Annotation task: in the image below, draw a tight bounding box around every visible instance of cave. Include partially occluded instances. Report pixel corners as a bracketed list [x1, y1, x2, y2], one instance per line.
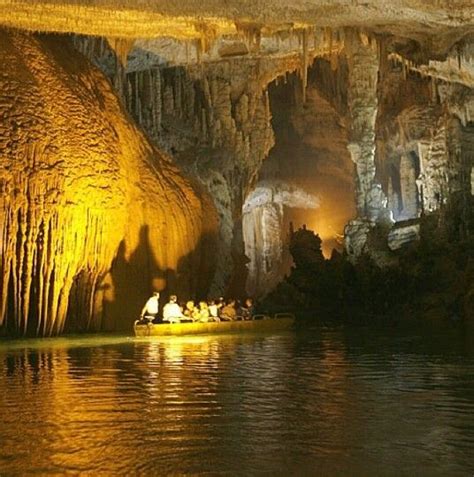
[0, 2, 473, 336]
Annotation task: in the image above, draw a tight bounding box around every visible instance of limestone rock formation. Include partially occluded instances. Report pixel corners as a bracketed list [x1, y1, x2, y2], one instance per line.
[80, 21, 473, 270]
[73, 30, 346, 294]
[0, 29, 217, 336]
[243, 180, 319, 297]
[377, 54, 474, 240]
[0, 0, 473, 334]
[244, 71, 355, 295]
[388, 223, 421, 251]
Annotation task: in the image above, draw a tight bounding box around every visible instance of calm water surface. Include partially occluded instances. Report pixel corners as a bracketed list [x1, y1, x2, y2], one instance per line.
[1, 323, 474, 475]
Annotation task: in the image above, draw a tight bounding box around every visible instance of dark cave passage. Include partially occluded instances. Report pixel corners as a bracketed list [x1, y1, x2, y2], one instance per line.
[243, 60, 356, 296]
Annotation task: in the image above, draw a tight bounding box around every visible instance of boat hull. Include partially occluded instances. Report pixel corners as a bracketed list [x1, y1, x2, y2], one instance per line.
[134, 316, 295, 337]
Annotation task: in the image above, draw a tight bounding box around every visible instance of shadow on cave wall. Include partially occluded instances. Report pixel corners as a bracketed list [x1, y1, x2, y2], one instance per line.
[99, 225, 217, 332]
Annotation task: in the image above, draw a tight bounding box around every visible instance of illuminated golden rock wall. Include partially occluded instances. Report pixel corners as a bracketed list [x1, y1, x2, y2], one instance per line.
[0, 29, 218, 336]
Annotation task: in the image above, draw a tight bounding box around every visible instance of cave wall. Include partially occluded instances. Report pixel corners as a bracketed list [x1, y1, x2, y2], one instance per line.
[374, 49, 474, 249]
[0, 29, 218, 336]
[74, 24, 474, 278]
[71, 29, 350, 297]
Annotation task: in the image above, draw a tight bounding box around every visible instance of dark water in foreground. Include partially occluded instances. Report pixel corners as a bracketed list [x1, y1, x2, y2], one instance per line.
[0, 323, 474, 475]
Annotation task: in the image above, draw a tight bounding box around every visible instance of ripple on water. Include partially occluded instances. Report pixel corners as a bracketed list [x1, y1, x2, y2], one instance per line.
[0, 327, 474, 475]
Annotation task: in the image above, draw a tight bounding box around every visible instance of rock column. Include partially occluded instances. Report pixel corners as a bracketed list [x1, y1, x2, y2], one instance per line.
[344, 30, 389, 258]
[399, 154, 419, 219]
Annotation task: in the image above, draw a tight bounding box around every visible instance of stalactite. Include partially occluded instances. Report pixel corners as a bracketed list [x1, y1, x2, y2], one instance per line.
[325, 27, 332, 56]
[195, 38, 202, 64]
[193, 21, 218, 55]
[107, 37, 134, 67]
[387, 49, 474, 90]
[430, 76, 438, 103]
[300, 28, 309, 103]
[235, 21, 262, 53]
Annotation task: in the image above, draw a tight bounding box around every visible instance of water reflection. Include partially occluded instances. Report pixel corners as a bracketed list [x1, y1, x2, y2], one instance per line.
[0, 327, 474, 474]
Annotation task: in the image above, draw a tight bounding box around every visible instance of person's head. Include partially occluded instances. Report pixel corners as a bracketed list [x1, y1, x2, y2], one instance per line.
[199, 301, 208, 309]
[153, 291, 160, 298]
[227, 298, 235, 306]
[169, 295, 177, 303]
[245, 298, 253, 307]
[186, 300, 195, 310]
[209, 300, 215, 306]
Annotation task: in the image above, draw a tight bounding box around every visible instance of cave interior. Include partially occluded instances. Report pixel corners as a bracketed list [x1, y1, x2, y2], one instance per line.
[0, 1, 473, 335]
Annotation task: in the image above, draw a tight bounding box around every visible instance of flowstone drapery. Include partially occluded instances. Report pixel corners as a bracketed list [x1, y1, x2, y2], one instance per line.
[0, 30, 217, 336]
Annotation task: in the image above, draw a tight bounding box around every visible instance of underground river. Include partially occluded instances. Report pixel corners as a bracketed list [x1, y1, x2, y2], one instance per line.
[1, 322, 473, 475]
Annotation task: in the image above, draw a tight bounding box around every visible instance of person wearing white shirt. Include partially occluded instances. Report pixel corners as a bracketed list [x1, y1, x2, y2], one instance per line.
[162, 295, 184, 323]
[208, 300, 220, 322]
[140, 292, 160, 323]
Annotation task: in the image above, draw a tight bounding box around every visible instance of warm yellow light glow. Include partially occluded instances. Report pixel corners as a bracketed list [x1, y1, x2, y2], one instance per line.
[0, 30, 218, 335]
[306, 215, 343, 259]
[291, 187, 354, 259]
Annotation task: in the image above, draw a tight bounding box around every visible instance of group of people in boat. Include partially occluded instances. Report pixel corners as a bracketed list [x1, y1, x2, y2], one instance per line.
[138, 292, 255, 325]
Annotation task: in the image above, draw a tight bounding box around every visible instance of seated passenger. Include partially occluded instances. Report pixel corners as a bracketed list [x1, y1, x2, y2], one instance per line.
[240, 298, 254, 320]
[184, 300, 200, 321]
[198, 301, 211, 322]
[163, 295, 184, 323]
[220, 299, 237, 321]
[217, 297, 225, 312]
[208, 300, 220, 322]
[139, 291, 160, 324]
[179, 302, 193, 322]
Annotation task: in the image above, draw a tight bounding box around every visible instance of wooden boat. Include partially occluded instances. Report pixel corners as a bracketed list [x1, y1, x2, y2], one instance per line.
[134, 313, 295, 337]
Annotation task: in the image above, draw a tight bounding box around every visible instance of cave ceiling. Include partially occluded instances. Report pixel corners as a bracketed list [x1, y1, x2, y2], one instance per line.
[0, 0, 472, 54]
